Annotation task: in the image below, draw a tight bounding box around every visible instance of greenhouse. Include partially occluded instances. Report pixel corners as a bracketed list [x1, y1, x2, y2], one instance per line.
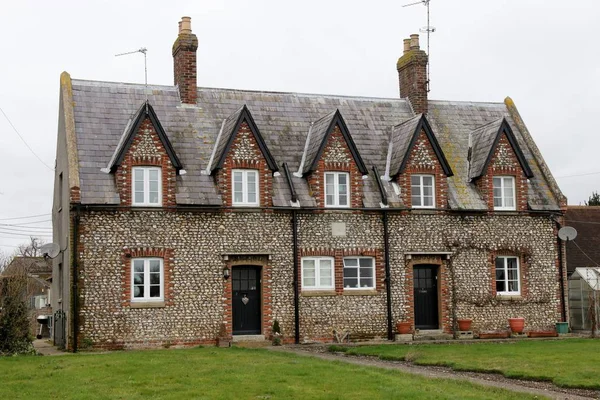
[568, 267, 600, 331]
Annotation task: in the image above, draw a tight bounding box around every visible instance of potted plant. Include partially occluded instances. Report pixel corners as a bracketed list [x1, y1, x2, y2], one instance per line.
[457, 318, 472, 331]
[508, 317, 525, 334]
[216, 323, 231, 348]
[272, 319, 283, 346]
[396, 321, 412, 335]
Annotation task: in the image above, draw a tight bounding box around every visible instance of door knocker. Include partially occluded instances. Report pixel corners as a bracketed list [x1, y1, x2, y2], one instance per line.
[241, 294, 249, 305]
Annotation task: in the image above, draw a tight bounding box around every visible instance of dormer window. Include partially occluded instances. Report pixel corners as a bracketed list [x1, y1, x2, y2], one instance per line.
[493, 176, 515, 211]
[411, 174, 435, 208]
[325, 172, 349, 207]
[233, 169, 259, 206]
[132, 167, 162, 206]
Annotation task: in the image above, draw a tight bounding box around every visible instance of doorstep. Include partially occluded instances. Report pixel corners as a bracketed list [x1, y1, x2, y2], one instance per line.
[232, 334, 266, 343]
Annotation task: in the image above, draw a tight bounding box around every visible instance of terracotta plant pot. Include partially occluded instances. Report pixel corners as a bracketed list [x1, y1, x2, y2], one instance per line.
[457, 319, 472, 331]
[396, 322, 412, 334]
[479, 331, 510, 339]
[508, 318, 525, 333]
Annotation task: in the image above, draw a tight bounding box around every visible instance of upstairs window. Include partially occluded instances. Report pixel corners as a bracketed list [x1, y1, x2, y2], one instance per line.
[232, 169, 259, 206]
[132, 258, 164, 301]
[411, 174, 435, 208]
[493, 176, 515, 210]
[495, 256, 520, 295]
[343, 257, 375, 289]
[301, 257, 334, 290]
[325, 172, 349, 207]
[132, 167, 162, 206]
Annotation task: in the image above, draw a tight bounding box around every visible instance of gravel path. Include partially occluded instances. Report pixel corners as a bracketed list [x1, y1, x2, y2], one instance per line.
[270, 346, 599, 400]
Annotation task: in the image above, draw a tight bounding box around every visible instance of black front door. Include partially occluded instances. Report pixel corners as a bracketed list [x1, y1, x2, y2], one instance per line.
[232, 266, 261, 335]
[414, 265, 439, 329]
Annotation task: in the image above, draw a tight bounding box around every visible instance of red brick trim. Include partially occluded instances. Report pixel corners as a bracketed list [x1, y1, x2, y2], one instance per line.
[489, 250, 528, 298]
[115, 117, 177, 207]
[121, 247, 174, 307]
[396, 130, 448, 209]
[306, 126, 364, 209]
[298, 248, 384, 294]
[405, 255, 451, 333]
[476, 134, 528, 212]
[221, 262, 272, 338]
[216, 122, 273, 209]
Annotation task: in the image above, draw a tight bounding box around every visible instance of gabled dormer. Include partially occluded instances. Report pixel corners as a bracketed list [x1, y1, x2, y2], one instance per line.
[296, 110, 367, 208]
[206, 105, 278, 207]
[469, 118, 533, 211]
[104, 102, 182, 207]
[385, 114, 452, 209]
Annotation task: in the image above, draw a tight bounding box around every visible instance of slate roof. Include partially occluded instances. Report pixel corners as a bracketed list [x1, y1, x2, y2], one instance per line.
[386, 114, 452, 179]
[468, 117, 533, 180]
[565, 206, 600, 274]
[68, 79, 562, 210]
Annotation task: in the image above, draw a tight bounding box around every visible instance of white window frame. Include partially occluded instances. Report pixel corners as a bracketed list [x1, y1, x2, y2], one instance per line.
[301, 257, 335, 290]
[132, 167, 162, 207]
[493, 176, 516, 211]
[232, 169, 259, 206]
[411, 174, 435, 208]
[324, 172, 350, 208]
[343, 257, 375, 290]
[495, 256, 520, 296]
[131, 258, 164, 302]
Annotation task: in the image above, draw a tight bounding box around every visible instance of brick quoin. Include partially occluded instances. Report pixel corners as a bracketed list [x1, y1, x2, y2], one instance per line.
[216, 122, 273, 210]
[396, 130, 448, 209]
[307, 125, 363, 210]
[115, 117, 177, 208]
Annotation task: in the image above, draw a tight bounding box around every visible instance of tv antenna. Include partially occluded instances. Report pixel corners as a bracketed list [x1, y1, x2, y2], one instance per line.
[403, 0, 435, 92]
[40, 243, 60, 259]
[115, 47, 149, 111]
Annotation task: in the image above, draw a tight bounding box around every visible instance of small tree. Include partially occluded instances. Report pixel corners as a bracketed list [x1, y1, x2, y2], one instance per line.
[585, 191, 600, 206]
[0, 265, 34, 355]
[17, 237, 45, 257]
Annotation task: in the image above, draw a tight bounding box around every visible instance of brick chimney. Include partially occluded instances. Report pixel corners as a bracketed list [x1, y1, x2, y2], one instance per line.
[172, 16, 198, 104]
[397, 34, 428, 114]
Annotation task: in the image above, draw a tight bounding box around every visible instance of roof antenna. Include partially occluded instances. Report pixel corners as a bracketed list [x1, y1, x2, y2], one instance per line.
[115, 47, 149, 112]
[402, 0, 435, 92]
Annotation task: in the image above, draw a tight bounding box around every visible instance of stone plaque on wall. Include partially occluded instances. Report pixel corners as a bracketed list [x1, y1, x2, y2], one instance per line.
[331, 222, 347, 237]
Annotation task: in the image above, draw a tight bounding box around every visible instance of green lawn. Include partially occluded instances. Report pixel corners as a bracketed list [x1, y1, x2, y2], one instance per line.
[333, 339, 600, 389]
[0, 347, 541, 400]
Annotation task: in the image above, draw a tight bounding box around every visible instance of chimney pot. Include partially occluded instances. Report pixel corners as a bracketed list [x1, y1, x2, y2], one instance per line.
[403, 39, 411, 54]
[180, 16, 192, 34]
[410, 34, 420, 50]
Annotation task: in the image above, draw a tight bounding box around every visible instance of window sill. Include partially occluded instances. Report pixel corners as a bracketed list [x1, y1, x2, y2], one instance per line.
[301, 290, 337, 297]
[130, 301, 166, 308]
[496, 295, 522, 301]
[343, 290, 378, 296]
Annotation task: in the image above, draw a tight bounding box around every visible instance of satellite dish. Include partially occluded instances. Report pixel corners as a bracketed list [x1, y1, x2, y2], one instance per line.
[558, 226, 577, 241]
[40, 243, 60, 259]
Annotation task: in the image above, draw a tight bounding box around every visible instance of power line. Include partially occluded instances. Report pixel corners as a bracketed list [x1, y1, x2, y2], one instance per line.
[0, 106, 54, 172]
[570, 239, 600, 268]
[0, 220, 52, 228]
[555, 171, 600, 179]
[0, 226, 52, 233]
[0, 230, 51, 238]
[0, 213, 51, 221]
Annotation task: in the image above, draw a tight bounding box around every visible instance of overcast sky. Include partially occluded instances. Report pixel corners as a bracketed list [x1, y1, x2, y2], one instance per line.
[1, 0, 599, 252]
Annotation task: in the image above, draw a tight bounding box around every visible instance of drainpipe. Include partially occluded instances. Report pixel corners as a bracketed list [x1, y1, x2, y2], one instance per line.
[292, 210, 300, 344]
[555, 219, 567, 323]
[71, 206, 80, 353]
[383, 210, 393, 340]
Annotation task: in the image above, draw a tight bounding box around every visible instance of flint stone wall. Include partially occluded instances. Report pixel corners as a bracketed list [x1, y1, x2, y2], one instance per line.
[77, 210, 560, 348]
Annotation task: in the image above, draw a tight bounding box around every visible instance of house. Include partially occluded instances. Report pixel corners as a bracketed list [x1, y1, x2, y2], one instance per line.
[51, 17, 568, 350]
[1, 257, 52, 338]
[564, 206, 600, 330]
